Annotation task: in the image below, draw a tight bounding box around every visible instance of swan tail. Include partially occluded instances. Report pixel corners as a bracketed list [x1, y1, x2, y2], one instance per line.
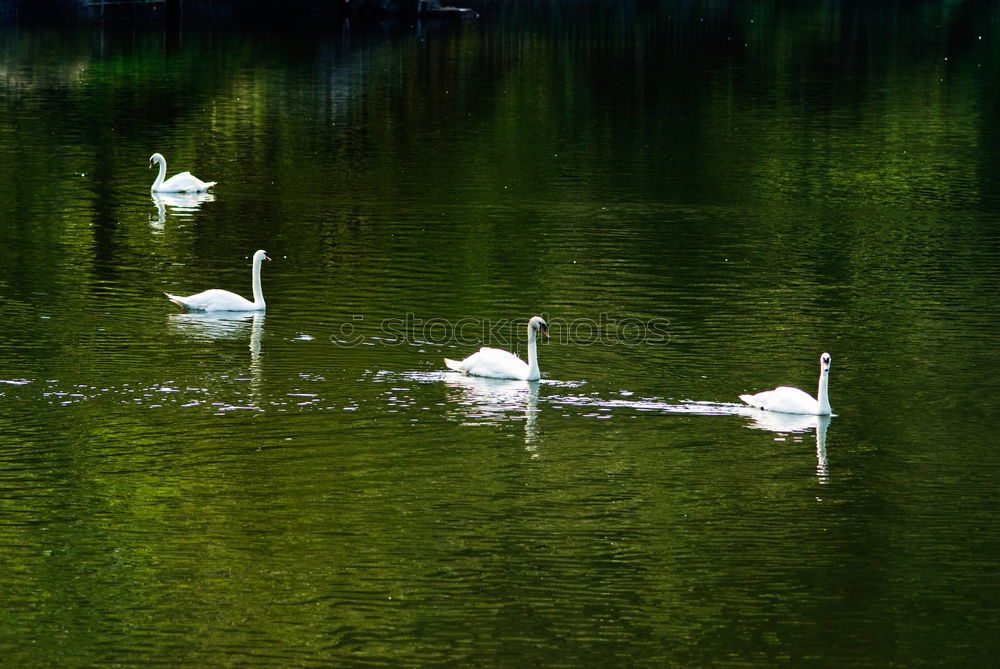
[444, 358, 465, 372]
[164, 292, 187, 309]
[739, 393, 760, 407]
[204, 181, 218, 189]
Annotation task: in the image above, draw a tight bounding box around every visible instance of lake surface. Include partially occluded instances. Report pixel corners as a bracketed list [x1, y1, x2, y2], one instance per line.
[2, 3, 999, 666]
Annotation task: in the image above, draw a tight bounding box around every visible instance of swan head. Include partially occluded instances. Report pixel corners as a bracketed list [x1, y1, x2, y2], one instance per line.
[148, 152, 165, 168]
[253, 249, 272, 263]
[820, 352, 832, 373]
[529, 316, 549, 339]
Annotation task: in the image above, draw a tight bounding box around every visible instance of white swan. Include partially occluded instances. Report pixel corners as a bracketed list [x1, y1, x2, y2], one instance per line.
[739, 352, 832, 415]
[445, 316, 549, 381]
[165, 250, 270, 312]
[149, 152, 217, 193]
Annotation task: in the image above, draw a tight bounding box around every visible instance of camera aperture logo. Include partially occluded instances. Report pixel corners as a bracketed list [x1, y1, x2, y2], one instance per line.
[330, 314, 670, 349]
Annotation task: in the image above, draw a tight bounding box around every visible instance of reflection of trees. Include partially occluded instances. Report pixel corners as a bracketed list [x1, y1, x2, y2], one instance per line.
[1, 4, 998, 366]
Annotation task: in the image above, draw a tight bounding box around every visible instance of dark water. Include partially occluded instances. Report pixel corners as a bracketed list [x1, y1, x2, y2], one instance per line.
[2, 3, 999, 667]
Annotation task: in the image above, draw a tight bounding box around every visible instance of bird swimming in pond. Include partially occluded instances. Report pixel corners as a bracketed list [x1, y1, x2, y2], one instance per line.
[445, 316, 549, 381]
[739, 352, 832, 415]
[165, 250, 270, 312]
[149, 152, 216, 193]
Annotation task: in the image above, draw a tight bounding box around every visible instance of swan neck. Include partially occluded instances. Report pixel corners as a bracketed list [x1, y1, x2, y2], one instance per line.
[526, 324, 540, 380]
[817, 369, 831, 414]
[152, 157, 166, 190]
[251, 255, 265, 308]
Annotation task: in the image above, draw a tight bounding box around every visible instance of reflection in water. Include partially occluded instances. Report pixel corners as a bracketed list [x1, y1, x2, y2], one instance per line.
[547, 392, 831, 482]
[743, 410, 831, 484]
[168, 311, 264, 409]
[546, 394, 748, 415]
[168, 310, 260, 341]
[1, 8, 996, 665]
[815, 415, 830, 483]
[443, 373, 541, 450]
[150, 191, 216, 230]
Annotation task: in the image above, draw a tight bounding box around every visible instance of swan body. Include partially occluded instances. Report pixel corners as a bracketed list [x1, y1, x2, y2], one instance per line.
[166, 250, 270, 312]
[149, 152, 216, 192]
[445, 316, 549, 381]
[740, 352, 832, 415]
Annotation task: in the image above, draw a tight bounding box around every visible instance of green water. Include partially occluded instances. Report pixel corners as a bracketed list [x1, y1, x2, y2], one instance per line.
[1, 3, 999, 666]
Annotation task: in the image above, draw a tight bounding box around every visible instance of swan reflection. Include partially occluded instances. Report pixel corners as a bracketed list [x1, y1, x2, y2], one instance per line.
[444, 373, 541, 450]
[151, 191, 216, 228]
[168, 311, 264, 408]
[169, 310, 260, 340]
[744, 410, 831, 483]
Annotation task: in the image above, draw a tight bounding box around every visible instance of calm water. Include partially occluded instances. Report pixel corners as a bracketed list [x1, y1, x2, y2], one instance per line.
[2, 3, 999, 667]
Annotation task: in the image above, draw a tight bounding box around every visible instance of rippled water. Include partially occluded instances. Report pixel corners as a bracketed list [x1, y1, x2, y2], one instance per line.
[2, 4, 1000, 667]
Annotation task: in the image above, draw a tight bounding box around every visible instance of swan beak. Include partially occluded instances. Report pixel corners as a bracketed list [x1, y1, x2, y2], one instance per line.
[541, 325, 550, 339]
[265, 255, 272, 261]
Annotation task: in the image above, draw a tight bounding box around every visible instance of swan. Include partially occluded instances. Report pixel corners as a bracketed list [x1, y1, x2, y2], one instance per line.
[739, 352, 832, 415]
[165, 250, 270, 312]
[149, 152, 217, 193]
[445, 316, 549, 381]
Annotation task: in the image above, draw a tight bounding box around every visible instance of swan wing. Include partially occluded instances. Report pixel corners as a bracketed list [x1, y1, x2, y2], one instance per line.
[165, 288, 258, 312]
[157, 171, 216, 193]
[739, 385, 819, 415]
[445, 347, 529, 380]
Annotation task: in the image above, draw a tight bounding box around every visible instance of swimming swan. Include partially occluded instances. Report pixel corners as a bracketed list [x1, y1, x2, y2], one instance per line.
[739, 352, 832, 415]
[445, 316, 549, 381]
[165, 250, 270, 312]
[149, 152, 217, 193]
